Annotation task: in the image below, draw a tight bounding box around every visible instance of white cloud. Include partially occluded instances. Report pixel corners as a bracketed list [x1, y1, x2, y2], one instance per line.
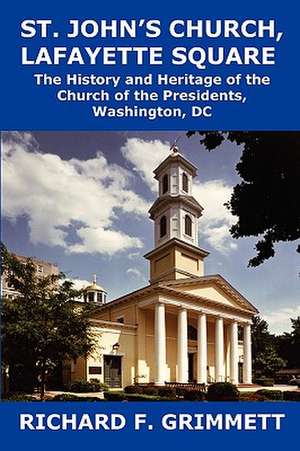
[126, 267, 144, 279]
[69, 227, 142, 254]
[67, 278, 90, 290]
[262, 305, 300, 335]
[3, 132, 148, 255]
[122, 137, 237, 254]
[128, 252, 141, 259]
[121, 137, 170, 191]
[4, 133, 238, 256]
[193, 180, 237, 253]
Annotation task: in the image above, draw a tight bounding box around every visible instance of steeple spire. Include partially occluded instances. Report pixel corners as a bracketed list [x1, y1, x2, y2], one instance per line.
[170, 136, 181, 154]
[144, 145, 209, 283]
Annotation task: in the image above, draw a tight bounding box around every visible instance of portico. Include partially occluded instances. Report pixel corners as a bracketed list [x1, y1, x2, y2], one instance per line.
[153, 300, 252, 386]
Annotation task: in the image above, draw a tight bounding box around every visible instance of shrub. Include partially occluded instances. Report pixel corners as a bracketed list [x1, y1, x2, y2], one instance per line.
[52, 394, 102, 402]
[255, 378, 274, 387]
[142, 386, 159, 396]
[126, 393, 161, 401]
[239, 391, 266, 401]
[5, 393, 37, 401]
[183, 390, 206, 401]
[68, 379, 107, 393]
[157, 387, 177, 399]
[207, 383, 239, 401]
[283, 391, 300, 401]
[256, 389, 283, 401]
[90, 379, 109, 391]
[175, 387, 188, 397]
[124, 385, 143, 394]
[103, 391, 127, 401]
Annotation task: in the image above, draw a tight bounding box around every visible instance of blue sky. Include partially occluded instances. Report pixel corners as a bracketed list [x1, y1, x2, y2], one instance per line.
[2, 131, 299, 334]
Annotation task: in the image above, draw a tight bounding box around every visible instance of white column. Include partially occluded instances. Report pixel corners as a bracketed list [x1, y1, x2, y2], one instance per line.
[154, 302, 166, 385]
[197, 313, 207, 384]
[243, 323, 252, 384]
[215, 317, 225, 382]
[229, 321, 239, 385]
[177, 308, 188, 382]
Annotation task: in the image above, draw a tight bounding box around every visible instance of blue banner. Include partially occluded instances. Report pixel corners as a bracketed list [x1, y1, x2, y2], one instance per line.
[0, 1, 299, 130]
[0, 401, 299, 450]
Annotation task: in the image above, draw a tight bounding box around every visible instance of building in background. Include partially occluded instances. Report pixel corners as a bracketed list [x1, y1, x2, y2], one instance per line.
[1, 254, 59, 300]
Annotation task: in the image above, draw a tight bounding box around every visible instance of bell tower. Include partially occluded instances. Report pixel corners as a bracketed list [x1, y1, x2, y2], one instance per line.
[144, 144, 209, 283]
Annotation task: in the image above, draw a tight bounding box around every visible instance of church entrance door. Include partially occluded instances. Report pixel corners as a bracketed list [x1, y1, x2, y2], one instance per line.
[104, 355, 122, 388]
[188, 353, 195, 382]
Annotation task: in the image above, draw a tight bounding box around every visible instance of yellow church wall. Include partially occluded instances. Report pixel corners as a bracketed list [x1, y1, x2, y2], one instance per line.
[153, 252, 173, 278]
[182, 285, 239, 307]
[109, 304, 137, 324]
[94, 302, 137, 325]
[63, 357, 87, 386]
[95, 310, 110, 321]
[69, 356, 86, 382]
[175, 249, 204, 277]
[70, 325, 136, 388]
[70, 308, 248, 387]
[81, 294, 251, 386]
[149, 246, 205, 282]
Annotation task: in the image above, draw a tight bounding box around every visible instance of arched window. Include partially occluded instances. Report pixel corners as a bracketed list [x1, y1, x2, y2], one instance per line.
[182, 173, 188, 192]
[160, 215, 167, 238]
[162, 174, 169, 194]
[185, 214, 192, 236]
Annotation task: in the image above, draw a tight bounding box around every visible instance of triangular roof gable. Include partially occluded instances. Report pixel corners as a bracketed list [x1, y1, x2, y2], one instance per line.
[161, 275, 258, 313]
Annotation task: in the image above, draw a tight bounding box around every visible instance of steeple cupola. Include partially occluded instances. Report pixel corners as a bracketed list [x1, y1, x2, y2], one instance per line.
[83, 275, 107, 305]
[145, 144, 209, 283]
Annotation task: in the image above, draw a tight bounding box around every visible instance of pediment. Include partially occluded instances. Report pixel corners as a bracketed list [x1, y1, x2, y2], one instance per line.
[161, 275, 257, 313]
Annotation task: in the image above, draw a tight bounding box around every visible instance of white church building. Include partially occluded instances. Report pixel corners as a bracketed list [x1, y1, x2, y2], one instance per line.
[66, 147, 258, 388]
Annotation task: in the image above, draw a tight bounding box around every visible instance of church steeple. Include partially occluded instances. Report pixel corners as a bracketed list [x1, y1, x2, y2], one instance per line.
[144, 145, 209, 283]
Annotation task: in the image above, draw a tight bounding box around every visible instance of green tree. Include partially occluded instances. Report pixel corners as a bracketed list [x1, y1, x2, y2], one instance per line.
[276, 316, 300, 369]
[251, 315, 272, 358]
[1, 247, 95, 399]
[251, 315, 285, 377]
[187, 131, 300, 267]
[290, 316, 300, 368]
[254, 346, 286, 378]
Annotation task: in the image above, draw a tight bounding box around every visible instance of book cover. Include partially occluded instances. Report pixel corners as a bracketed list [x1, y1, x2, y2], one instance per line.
[0, 1, 299, 449]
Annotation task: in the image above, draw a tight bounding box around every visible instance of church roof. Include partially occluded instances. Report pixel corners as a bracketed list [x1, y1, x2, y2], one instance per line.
[149, 195, 203, 219]
[154, 152, 198, 179]
[84, 282, 106, 292]
[84, 275, 106, 293]
[91, 273, 258, 316]
[144, 237, 209, 260]
[161, 275, 258, 313]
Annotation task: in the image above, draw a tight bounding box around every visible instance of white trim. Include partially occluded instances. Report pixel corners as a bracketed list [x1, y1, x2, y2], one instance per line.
[140, 296, 252, 323]
[90, 318, 137, 329]
[90, 326, 136, 336]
